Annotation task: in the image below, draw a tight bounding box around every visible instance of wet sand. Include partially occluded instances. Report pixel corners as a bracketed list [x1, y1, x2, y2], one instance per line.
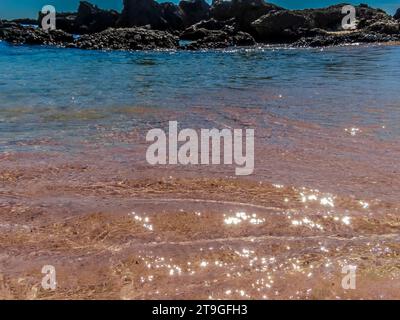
[1, 105, 400, 300]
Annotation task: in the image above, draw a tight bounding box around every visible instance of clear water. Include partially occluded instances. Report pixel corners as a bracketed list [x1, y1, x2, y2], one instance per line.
[0, 41, 399, 145]
[2, 41, 400, 300]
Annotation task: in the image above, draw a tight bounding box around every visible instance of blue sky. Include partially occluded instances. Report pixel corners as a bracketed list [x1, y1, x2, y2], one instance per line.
[0, 0, 399, 19]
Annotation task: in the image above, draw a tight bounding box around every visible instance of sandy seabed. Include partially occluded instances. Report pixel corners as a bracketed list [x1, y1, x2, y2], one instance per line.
[1, 106, 400, 300]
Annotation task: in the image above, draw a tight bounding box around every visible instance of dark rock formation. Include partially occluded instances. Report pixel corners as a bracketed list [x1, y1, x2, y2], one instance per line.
[0, 24, 74, 46]
[37, 1, 118, 34]
[293, 30, 399, 47]
[210, 0, 283, 33]
[365, 20, 400, 34]
[179, 0, 210, 27]
[354, 4, 395, 29]
[76, 27, 179, 50]
[0, 21, 178, 51]
[118, 0, 209, 30]
[117, 0, 168, 30]
[276, 4, 392, 32]
[303, 4, 352, 31]
[180, 18, 237, 40]
[74, 1, 119, 33]
[253, 4, 399, 42]
[394, 8, 400, 20]
[252, 10, 313, 41]
[181, 27, 255, 49]
[4, 1, 400, 50]
[160, 2, 185, 30]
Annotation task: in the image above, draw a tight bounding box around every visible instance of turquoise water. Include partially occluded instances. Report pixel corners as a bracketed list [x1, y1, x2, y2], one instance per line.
[0, 41, 400, 147]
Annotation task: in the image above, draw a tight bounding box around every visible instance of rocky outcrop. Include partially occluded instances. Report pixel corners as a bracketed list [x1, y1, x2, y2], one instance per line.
[210, 0, 283, 33]
[252, 10, 313, 41]
[293, 30, 399, 47]
[75, 27, 179, 50]
[0, 22, 178, 50]
[5, 1, 400, 50]
[179, 0, 210, 27]
[74, 1, 119, 33]
[180, 18, 237, 40]
[393, 8, 400, 20]
[118, 0, 209, 30]
[118, 0, 167, 29]
[365, 20, 400, 34]
[0, 23, 74, 46]
[179, 16, 254, 49]
[253, 4, 400, 42]
[354, 4, 395, 29]
[181, 26, 255, 49]
[37, 1, 118, 34]
[160, 2, 186, 30]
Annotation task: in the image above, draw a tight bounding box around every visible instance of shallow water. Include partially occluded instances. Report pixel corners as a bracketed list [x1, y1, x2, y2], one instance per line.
[0, 42, 400, 299]
[1, 42, 400, 137]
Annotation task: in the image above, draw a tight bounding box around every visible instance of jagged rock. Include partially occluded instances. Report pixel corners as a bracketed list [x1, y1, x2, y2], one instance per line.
[6, 1, 400, 50]
[354, 4, 395, 29]
[186, 18, 236, 31]
[253, 4, 398, 42]
[179, 0, 210, 27]
[293, 4, 392, 31]
[117, 0, 168, 30]
[298, 4, 356, 31]
[76, 27, 179, 50]
[118, 0, 210, 30]
[252, 10, 313, 41]
[180, 27, 211, 40]
[210, 0, 283, 33]
[365, 20, 400, 34]
[0, 24, 74, 46]
[37, 1, 118, 34]
[74, 1, 119, 33]
[180, 18, 237, 40]
[181, 29, 255, 49]
[160, 2, 186, 30]
[394, 8, 400, 20]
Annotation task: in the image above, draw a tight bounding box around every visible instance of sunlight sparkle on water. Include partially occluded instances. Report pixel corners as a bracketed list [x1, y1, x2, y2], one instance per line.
[298, 189, 335, 208]
[130, 212, 154, 231]
[224, 211, 265, 225]
[291, 217, 324, 230]
[345, 127, 361, 136]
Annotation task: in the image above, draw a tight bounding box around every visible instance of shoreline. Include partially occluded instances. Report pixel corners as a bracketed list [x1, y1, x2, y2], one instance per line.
[1, 2, 400, 51]
[2, 36, 400, 52]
